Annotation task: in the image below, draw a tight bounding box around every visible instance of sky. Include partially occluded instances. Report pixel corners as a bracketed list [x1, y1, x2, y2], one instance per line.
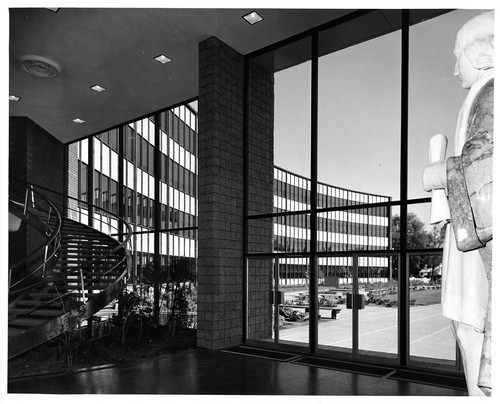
[274, 9, 487, 222]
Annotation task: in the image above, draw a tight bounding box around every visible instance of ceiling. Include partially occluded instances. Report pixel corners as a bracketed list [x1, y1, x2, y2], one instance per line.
[9, 8, 355, 144]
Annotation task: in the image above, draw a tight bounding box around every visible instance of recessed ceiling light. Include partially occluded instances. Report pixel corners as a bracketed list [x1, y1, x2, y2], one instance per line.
[73, 118, 85, 124]
[90, 84, 106, 92]
[9, 95, 21, 102]
[154, 54, 172, 64]
[243, 11, 263, 25]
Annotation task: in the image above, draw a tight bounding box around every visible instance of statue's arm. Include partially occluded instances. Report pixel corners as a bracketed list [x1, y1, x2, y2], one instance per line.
[446, 79, 494, 251]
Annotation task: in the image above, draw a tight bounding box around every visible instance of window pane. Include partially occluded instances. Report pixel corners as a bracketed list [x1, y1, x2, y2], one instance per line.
[318, 22, 401, 206]
[409, 252, 456, 364]
[408, 10, 483, 200]
[256, 36, 312, 185]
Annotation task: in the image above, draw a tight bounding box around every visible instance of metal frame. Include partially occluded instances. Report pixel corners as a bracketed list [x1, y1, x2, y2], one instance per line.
[243, 9, 462, 376]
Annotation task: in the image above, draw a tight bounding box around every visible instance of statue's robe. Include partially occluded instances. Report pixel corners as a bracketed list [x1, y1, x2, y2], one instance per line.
[445, 77, 493, 395]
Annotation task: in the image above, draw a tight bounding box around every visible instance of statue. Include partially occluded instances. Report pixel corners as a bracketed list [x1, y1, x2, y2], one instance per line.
[422, 10, 493, 396]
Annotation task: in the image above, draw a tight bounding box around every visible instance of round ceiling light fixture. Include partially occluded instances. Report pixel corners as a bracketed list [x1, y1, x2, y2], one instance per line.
[19, 55, 61, 78]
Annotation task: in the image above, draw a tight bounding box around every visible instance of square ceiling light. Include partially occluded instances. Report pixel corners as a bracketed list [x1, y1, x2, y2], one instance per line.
[243, 11, 263, 25]
[90, 84, 106, 92]
[154, 54, 172, 64]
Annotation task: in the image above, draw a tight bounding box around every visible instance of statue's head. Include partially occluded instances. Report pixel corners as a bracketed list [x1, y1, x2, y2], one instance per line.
[454, 11, 494, 89]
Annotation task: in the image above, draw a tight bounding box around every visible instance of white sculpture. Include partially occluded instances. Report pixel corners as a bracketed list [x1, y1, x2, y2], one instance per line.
[422, 11, 494, 396]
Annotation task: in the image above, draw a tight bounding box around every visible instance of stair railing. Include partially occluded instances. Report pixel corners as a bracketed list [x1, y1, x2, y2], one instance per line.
[8, 179, 62, 290]
[8, 180, 132, 321]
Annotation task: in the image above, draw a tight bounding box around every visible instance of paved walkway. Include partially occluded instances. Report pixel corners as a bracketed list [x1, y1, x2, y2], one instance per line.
[279, 303, 456, 361]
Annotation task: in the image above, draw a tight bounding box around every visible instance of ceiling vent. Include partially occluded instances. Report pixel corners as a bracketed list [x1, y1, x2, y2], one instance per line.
[19, 55, 61, 78]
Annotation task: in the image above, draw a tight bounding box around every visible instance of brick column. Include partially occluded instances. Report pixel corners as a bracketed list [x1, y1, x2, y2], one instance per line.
[246, 61, 274, 340]
[197, 37, 274, 349]
[197, 37, 246, 349]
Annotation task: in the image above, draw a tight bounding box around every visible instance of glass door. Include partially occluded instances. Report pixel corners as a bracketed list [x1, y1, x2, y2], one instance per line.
[357, 255, 399, 359]
[318, 254, 399, 360]
[273, 257, 310, 348]
[317, 256, 354, 354]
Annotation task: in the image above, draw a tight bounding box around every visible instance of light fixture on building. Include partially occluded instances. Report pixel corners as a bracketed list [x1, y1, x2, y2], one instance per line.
[19, 55, 61, 78]
[154, 54, 172, 64]
[9, 95, 21, 102]
[73, 118, 85, 124]
[243, 11, 263, 25]
[90, 84, 106, 92]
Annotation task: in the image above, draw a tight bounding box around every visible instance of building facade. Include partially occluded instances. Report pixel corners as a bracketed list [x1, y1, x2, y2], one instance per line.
[273, 166, 391, 285]
[67, 105, 198, 283]
[67, 114, 391, 287]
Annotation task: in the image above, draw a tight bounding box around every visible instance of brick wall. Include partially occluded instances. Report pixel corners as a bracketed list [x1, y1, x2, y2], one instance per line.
[246, 61, 274, 340]
[197, 37, 274, 349]
[25, 119, 65, 196]
[8, 119, 28, 272]
[9, 117, 66, 280]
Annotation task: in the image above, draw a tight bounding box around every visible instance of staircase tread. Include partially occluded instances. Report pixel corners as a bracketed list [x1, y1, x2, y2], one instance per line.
[9, 207, 129, 359]
[17, 300, 61, 307]
[9, 308, 64, 317]
[9, 317, 49, 327]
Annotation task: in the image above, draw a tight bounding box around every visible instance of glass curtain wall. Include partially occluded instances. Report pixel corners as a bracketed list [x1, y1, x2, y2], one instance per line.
[317, 17, 400, 358]
[245, 9, 481, 374]
[249, 39, 313, 347]
[68, 103, 198, 290]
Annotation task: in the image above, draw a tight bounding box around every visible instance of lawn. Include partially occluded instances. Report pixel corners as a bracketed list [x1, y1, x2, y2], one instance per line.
[365, 286, 442, 307]
[409, 288, 442, 305]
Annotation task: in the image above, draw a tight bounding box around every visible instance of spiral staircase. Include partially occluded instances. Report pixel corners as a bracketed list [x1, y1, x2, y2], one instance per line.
[8, 179, 132, 359]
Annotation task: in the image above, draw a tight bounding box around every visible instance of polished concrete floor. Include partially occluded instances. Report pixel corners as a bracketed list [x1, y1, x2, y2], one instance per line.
[7, 347, 467, 396]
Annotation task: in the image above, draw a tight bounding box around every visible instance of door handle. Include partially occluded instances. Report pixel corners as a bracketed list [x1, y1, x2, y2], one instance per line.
[346, 293, 365, 310]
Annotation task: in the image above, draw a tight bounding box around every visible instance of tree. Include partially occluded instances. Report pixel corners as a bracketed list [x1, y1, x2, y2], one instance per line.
[391, 213, 446, 278]
[116, 290, 152, 347]
[141, 257, 196, 334]
[141, 258, 169, 325]
[164, 257, 196, 335]
[391, 212, 434, 250]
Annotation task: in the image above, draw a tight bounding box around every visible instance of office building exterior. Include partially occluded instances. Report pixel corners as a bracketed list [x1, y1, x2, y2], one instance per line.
[67, 118, 391, 287]
[67, 105, 198, 282]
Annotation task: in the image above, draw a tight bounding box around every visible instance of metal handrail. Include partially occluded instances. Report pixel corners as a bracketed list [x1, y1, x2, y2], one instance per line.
[8, 179, 132, 323]
[8, 180, 62, 288]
